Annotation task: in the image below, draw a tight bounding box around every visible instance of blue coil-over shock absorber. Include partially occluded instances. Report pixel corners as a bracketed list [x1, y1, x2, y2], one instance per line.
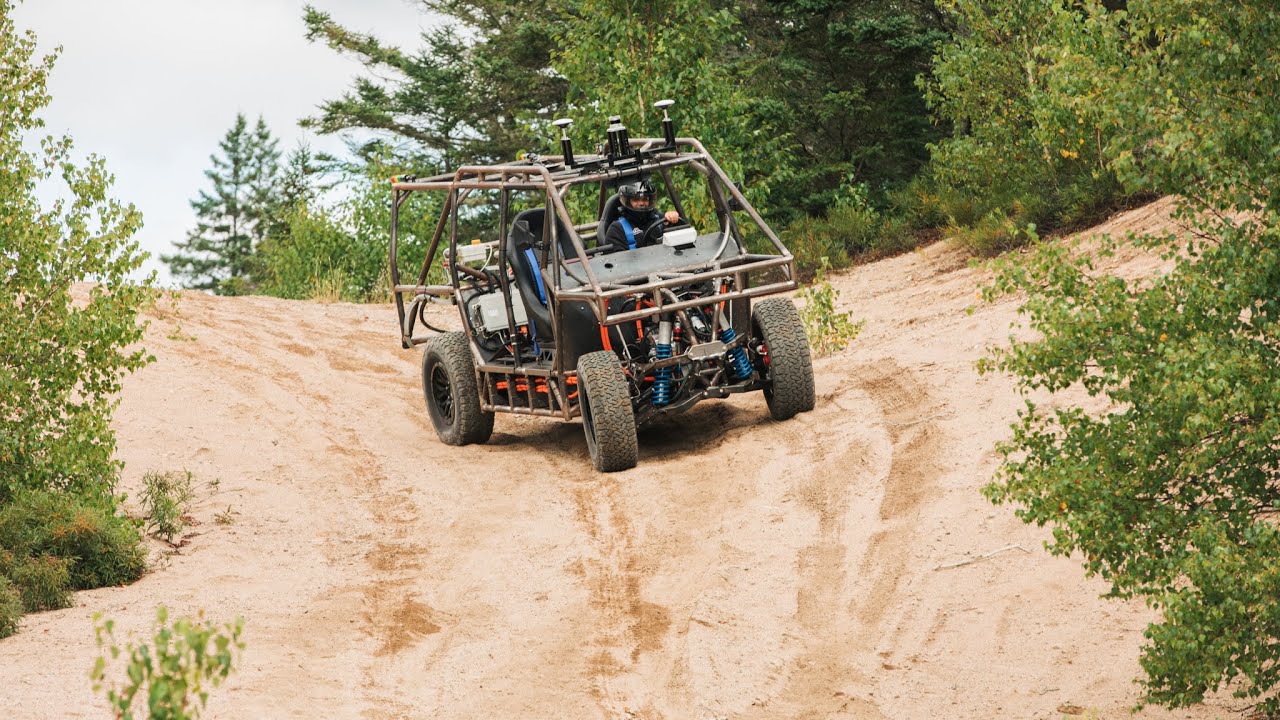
[653, 319, 674, 407]
[718, 308, 754, 380]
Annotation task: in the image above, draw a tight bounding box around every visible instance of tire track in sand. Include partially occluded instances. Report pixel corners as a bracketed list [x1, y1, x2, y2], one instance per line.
[735, 359, 944, 720]
[732, 373, 883, 719]
[165, 310, 441, 719]
[851, 361, 946, 647]
[570, 469, 674, 720]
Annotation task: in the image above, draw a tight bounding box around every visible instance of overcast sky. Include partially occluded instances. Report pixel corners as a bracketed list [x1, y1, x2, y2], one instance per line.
[12, 0, 431, 285]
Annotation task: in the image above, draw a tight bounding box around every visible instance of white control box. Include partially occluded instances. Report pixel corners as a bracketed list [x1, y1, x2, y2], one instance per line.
[456, 240, 496, 265]
[663, 226, 697, 249]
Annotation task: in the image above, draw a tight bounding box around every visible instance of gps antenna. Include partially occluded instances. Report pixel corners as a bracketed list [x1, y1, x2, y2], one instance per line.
[654, 99, 676, 148]
[553, 118, 575, 167]
[606, 115, 629, 162]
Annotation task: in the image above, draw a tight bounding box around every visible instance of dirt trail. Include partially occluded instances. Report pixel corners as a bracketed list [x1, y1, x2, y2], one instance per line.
[0, 197, 1228, 718]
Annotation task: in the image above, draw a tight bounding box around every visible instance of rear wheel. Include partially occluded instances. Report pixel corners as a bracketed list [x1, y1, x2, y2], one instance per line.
[422, 332, 494, 445]
[576, 351, 638, 472]
[752, 298, 816, 421]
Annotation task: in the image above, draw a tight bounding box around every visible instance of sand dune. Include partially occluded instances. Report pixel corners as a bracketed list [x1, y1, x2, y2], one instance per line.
[0, 197, 1228, 719]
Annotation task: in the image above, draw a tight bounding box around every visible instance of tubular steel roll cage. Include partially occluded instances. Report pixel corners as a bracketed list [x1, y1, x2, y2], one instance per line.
[389, 137, 798, 422]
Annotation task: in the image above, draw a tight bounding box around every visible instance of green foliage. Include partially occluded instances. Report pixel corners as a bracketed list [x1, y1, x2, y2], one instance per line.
[0, 577, 21, 639]
[140, 470, 195, 543]
[798, 262, 864, 357]
[782, 201, 913, 278]
[93, 607, 245, 720]
[885, 176, 948, 231]
[263, 143, 330, 241]
[295, 0, 956, 296]
[978, 0, 1280, 711]
[736, 0, 950, 218]
[302, 1, 564, 169]
[255, 153, 442, 303]
[550, 0, 788, 203]
[0, 490, 146, 591]
[255, 203, 353, 300]
[163, 113, 280, 294]
[0, 0, 152, 506]
[947, 204, 1040, 257]
[923, 0, 1133, 247]
[9, 554, 72, 612]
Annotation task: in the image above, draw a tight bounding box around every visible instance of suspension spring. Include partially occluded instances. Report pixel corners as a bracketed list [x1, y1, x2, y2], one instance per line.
[719, 327, 754, 380]
[653, 343, 673, 407]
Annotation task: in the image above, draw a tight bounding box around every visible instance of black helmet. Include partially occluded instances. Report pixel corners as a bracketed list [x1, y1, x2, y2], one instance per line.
[618, 178, 655, 212]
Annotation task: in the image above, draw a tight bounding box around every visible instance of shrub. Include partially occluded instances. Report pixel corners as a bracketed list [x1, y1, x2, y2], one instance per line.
[782, 202, 916, 280]
[784, 214, 851, 278]
[798, 262, 863, 357]
[947, 205, 1041, 257]
[920, 0, 1141, 256]
[0, 577, 21, 639]
[10, 554, 72, 612]
[93, 606, 245, 720]
[977, 0, 1280, 710]
[0, 490, 146, 590]
[0, 0, 153, 505]
[254, 151, 441, 304]
[140, 470, 194, 543]
[886, 176, 948, 232]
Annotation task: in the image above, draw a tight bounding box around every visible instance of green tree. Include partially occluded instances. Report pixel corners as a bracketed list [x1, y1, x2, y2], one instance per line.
[258, 142, 330, 244]
[302, 1, 565, 169]
[164, 113, 280, 294]
[923, 0, 1131, 246]
[300, 0, 949, 228]
[549, 0, 788, 199]
[979, 0, 1280, 711]
[735, 0, 950, 217]
[0, 0, 152, 505]
[255, 150, 441, 302]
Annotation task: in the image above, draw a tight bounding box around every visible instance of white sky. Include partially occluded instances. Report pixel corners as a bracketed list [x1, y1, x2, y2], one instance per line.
[12, 0, 431, 285]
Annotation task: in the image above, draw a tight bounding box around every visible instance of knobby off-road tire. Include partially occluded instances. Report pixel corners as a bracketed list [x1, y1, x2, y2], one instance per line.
[422, 332, 494, 446]
[752, 297, 816, 421]
[576, 351, 638, 472]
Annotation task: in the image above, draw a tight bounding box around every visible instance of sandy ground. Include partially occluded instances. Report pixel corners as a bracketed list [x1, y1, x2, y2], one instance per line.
[0, 197, 1236, 719]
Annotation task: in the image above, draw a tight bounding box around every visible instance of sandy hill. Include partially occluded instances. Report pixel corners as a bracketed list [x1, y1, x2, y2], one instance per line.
[0, 197, 1227, 719]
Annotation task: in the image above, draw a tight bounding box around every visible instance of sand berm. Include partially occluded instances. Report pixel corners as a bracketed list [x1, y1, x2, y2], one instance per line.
[0, 197, 1230, 718]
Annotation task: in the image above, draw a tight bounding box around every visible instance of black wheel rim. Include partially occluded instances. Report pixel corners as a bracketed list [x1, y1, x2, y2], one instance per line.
[430, 364, 455, 424]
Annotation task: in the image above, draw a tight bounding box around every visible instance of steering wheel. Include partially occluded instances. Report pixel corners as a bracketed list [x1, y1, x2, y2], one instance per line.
[640, 221, 665, 247]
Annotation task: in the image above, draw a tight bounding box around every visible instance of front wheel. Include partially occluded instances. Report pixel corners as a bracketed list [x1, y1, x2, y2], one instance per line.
[576, 351, 638, 472]
[422, 332, 494, 445]
[752, 298, 816, 421]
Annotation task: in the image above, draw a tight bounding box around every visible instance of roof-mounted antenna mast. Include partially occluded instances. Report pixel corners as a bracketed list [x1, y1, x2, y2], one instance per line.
[606, 115, 630, 164]
[654, 99, 676, 149]
[553, 118, 575, 167]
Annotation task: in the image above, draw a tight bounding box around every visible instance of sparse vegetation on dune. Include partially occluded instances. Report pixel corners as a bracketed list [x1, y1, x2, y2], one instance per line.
[93, 607, 244, 720]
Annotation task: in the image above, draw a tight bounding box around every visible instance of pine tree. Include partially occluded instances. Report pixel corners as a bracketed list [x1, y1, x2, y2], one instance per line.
[270, 143, 329, 230]
[163, 114, 280, 294]
[301, 2, 566, 169]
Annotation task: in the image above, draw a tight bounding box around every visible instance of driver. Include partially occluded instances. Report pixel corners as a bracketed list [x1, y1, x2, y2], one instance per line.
[604, 178, 683, 253]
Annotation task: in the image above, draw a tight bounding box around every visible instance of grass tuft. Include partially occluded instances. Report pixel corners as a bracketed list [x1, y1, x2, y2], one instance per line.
[140, 470, 195, 543]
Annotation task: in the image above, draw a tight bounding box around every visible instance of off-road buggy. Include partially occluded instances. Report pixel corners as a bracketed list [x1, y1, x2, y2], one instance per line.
[389, 102, 815, 471]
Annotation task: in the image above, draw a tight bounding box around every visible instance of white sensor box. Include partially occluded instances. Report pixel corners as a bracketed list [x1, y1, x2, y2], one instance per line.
[663, 226, 697, 249]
